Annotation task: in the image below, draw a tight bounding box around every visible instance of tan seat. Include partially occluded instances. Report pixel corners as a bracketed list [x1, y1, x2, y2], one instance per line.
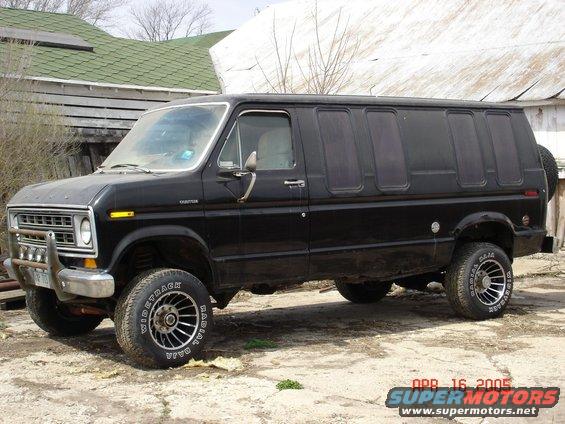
[256, 127, 293, 170]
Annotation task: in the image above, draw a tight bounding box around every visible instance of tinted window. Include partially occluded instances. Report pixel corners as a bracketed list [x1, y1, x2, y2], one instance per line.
[366, 111, 408, 189]
[399, 109, 454, 172]
[486, 113, 522, 184]
[219, 112, 294, 170]
[317, 110, 362, 191]
[447, 112, 485, 186]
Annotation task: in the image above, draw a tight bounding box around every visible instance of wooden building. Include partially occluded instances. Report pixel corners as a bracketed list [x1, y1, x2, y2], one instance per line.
[0, 7, 230, 173]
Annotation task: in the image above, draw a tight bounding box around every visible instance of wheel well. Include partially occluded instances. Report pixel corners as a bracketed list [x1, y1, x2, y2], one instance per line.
[114, 237, 213, 293]
[456, 222, 514, 259]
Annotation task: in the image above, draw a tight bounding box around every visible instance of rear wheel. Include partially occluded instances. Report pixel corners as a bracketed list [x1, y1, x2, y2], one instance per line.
[335, 280, 392, 303]
[115, 268, 213, 368]
[26, 287, 103, 336]
[538, 144, 558, 201]
[445, 242, 513, 320]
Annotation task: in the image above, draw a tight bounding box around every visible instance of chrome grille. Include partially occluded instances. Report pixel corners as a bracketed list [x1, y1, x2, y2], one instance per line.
[16, 211, 76, 248]
[20, 231, 75, 246]
[18, 213, 73, 228]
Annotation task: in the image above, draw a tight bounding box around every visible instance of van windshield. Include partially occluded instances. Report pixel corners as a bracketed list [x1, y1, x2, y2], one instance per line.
[101, 104, 228, 172]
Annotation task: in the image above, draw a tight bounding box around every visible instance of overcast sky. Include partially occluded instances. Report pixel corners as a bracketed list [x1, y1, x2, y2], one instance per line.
[109, 0, 288, 37]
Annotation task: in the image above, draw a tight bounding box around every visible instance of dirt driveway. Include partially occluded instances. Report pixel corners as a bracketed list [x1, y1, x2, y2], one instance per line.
[0, 253, 564, 423]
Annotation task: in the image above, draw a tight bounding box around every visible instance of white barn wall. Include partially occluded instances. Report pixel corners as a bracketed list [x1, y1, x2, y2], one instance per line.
[523, 103, 565, 173]
[524, 103, 565, 247]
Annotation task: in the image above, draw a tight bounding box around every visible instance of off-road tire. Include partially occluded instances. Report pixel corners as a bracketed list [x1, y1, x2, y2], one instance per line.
[445, 242, 513, 320]
[114, 268, 213, 368]
[335, 281, 392, 303]
[538, 144, 558, 201]
[26, 287, 103, 336]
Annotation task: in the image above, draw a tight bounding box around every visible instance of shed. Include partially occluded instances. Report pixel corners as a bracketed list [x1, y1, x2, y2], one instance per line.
[0, 7, 230, 173]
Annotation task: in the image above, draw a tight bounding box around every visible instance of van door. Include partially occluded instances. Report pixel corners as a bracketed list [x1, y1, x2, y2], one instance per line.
[202, 107, 309, 287]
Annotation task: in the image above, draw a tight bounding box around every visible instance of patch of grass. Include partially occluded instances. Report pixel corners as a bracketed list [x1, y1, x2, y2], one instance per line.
[158, 396, 171, 423]
[276, 379, 303, 391]
[244, 338, 278, 350]
[0, 320, 6, 331]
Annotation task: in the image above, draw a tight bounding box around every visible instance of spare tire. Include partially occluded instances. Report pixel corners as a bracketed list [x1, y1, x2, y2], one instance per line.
[538, 144, 558, 201]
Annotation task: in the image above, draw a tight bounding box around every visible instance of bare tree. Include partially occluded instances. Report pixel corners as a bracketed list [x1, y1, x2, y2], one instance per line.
[0, 41, 77, 253]
[0, 0, 63, 10]
[0, 0, 125, 26]
[256, 0, 359, 95]
[129, 0, 212, 42]
[65, 0, 127, 26]
[256, 15, 297, 94]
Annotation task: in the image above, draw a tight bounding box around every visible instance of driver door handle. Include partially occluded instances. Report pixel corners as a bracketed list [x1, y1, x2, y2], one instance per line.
[284, 179, 305, 188]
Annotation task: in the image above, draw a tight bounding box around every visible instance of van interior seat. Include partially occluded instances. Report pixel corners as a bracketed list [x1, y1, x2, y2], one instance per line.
[257, 127, 293, 170]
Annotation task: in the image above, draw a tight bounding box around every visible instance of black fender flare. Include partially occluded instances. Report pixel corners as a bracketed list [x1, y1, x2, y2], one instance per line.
[453, 212, 516, 238]
[106, 225, 212, 276]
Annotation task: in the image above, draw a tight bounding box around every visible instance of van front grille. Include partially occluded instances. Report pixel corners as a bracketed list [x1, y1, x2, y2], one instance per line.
[20, 231, 76, 246]
[16, 211, 77, 249]
[18, 213, 73, 228]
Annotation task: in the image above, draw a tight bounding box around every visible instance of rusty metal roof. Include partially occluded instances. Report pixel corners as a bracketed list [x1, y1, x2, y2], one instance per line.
[211, 0, 564, 102]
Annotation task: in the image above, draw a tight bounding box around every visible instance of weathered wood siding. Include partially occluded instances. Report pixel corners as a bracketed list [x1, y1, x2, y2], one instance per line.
[29, 79, 211, 174]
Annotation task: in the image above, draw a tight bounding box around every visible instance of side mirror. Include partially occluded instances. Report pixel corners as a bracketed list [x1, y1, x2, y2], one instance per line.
[237, 151, 257, 203]
[243, 151, 257, 172]
[217, 167, 237, 180]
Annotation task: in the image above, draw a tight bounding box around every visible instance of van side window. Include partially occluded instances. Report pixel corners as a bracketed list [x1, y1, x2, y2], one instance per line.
[317, 109, 362, 191]
[486, 113, 522, 184]
[366, 111, 408, 189]
[447, 112, 485, 186]
[219, 112, 294, 170]
[218, 122, 241, 169]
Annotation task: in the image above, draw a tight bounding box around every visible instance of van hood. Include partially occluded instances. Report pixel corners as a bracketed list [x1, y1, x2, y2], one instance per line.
[8, 173, 162, 207]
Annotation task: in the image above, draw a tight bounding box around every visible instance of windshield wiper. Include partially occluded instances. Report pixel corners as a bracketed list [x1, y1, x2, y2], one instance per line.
[109, 163, 152, 173]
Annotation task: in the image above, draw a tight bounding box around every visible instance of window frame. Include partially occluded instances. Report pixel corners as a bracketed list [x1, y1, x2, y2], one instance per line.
[364, 107, 410, 191]
[485, 110, 523, 186]
[446, 109, 487, 188]
[216, 109, 295, 171]
[315, 107, 364, 194]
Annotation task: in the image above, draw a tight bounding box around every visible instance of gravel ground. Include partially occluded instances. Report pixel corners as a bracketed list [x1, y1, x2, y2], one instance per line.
[0, 252, 563, 423]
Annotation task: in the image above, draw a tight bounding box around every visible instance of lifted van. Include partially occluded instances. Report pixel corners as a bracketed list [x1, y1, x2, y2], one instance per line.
[4, 94, 558, 368]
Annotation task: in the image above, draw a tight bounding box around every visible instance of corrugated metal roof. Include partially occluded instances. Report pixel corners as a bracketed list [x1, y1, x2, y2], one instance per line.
[211, 0, 564, 102]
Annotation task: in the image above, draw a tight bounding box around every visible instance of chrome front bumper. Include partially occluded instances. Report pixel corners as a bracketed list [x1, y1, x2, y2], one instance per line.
[4, 227, 114, 301]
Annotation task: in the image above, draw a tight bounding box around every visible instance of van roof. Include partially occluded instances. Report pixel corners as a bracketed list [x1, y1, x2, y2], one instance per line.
[153, 93, 522, 111]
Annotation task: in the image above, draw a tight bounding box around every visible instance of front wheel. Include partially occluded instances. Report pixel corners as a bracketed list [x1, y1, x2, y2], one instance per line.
[335, 280, 392, 303]
[114, 269, 213, 368]
[445, 242, 513, 320]
[26, 287, 103, 336]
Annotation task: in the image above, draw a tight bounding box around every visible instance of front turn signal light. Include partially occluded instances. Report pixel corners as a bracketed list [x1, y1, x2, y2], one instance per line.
[110, 211, 135, 219]
[84, 258, 97, 269]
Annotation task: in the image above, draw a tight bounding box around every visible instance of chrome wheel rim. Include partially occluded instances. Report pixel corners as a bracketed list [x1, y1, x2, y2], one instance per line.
[149, 291, 199, 350]
[473, 259, 507, 306]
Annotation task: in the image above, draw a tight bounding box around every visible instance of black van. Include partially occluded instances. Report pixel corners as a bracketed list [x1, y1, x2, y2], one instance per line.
[4, 94, 557, 368]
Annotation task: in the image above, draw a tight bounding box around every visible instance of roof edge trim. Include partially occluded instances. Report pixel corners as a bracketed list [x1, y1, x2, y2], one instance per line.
[5, 75, 219, 94]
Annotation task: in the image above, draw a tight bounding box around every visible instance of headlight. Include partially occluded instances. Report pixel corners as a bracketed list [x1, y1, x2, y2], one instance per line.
[80, 218, 92, 245]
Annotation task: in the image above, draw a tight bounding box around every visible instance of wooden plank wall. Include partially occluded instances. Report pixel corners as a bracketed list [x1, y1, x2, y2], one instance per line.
[29, 80, 208, 175]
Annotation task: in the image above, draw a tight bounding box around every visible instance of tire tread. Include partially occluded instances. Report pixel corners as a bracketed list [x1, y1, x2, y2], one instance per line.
[114, 268, 212, 368]
[26, 287, 103, 336]
[445, 242, 510, 320]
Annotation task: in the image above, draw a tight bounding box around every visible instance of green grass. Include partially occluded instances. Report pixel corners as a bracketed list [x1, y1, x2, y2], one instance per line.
[0, 320, 6, 331]
[276, 379, 303, 391]
[244, 338, 278, 350]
